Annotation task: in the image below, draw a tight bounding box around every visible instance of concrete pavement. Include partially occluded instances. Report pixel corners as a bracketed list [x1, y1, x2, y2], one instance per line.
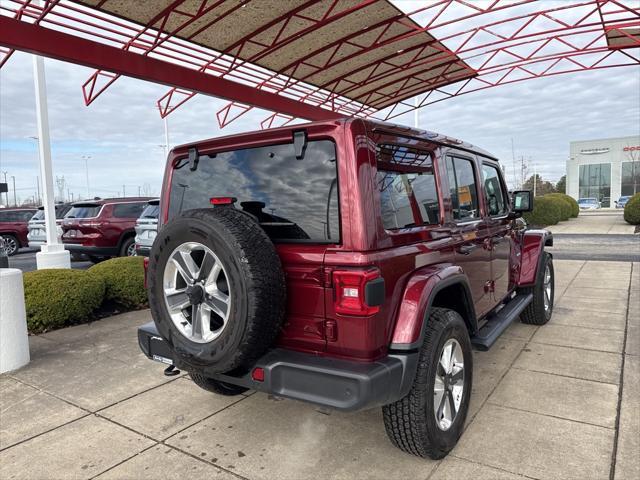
[0, 260, 638, 480]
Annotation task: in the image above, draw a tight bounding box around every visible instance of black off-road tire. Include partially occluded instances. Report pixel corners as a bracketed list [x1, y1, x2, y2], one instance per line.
[520, 252, 554, 325]
[382, 308, 473, 459]
[148, 207, 286, 374]
[189, 372, 249, 396]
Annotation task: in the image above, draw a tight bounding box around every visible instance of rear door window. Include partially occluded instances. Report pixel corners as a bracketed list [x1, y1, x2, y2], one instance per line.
[113, 202, 146, 218]
[169, 140, 339, 243]
[445, 156, 480, 221]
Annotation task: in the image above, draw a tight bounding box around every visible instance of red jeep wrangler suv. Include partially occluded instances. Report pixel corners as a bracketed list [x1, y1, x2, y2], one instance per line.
[139, 118, 553, 459]
[61, 197, 152, 262]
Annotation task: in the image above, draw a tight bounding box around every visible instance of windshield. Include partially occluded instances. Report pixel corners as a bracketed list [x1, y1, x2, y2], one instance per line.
[140, 203, 160, 219]
[168, 140, 339, 243]
[578, 198, 597, 205]
[65, 205, 101, 218]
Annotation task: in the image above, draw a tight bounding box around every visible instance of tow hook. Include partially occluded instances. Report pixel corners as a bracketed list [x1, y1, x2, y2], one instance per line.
[164, 365, 180, 376]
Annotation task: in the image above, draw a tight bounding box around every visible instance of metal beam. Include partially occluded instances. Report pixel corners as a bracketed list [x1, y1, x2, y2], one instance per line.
[0, 16, 337, 121]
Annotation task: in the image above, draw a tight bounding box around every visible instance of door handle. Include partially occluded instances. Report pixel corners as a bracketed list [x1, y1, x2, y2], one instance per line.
[457, 244, 478, 255]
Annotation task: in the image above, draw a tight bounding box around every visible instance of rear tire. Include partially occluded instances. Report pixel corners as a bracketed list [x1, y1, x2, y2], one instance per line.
[520, 252, 554, 325]
[382, 308, 473, 459]
[120, 236, 136, 257]
[1, 234, 19, 256]
[190, 372, 248, 396]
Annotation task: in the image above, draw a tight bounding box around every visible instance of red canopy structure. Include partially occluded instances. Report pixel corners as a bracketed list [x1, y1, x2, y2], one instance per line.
[1, 0, 638, 129]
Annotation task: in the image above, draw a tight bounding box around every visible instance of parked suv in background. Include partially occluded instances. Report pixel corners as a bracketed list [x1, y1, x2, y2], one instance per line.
[134, 199, 159, 256]
[27, 203, 73, 248]
[0, 207, 38, 256]
[139, 118, 553, 459]
[61, 197, 152, 262]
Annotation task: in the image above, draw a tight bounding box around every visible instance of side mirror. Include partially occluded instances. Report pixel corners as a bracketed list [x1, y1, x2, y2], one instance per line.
[512, 190, 533, 213]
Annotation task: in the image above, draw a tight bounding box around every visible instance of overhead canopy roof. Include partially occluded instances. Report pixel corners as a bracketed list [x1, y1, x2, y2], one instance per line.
[74, 0, 475, 111]
[1, 0, 638, 127]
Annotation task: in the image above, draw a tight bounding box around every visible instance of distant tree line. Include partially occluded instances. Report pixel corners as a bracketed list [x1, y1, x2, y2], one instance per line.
[521, 174, 566, 195]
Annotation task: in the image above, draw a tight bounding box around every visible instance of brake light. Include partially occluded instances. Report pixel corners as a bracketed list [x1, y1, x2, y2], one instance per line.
[143, 257, 149, 289]
[210, 197, 237, 206]
[333, 269, 383, 316]
[252, 367, 264, 382]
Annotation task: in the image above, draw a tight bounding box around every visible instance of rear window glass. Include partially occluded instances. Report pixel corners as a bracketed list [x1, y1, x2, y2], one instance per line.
[168, 140, 339, 243]
[32, 210, 45, 220]
[65, 205, 101, 218]
[0, 210, 35, 222]
[140, 204, 160, 219]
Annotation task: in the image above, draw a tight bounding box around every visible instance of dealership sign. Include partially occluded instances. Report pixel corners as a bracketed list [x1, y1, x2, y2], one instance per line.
[623, 146, 640, 152]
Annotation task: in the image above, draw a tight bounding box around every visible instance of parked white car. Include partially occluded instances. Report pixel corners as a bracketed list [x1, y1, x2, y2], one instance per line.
[577, 197, 601, 210]
[27, 204, 73, 247]
[134, 199, 159, 256]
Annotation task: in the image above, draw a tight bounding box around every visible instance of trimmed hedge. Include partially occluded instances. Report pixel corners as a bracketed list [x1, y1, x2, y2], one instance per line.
[523, 196, 563, 227]
[89, 256, 148, 309]
[547, 193, 579, 218]
[624, 193, 640, 225]
[23, 269, 105, 333]
[547, 194, 571, 221]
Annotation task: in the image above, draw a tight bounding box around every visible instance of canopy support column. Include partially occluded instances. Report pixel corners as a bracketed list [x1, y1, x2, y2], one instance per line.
[33, 50, 70, 270]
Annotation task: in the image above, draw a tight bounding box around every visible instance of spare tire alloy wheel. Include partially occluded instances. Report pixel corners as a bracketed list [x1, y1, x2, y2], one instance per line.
[148, 208, 286, 374]
[163, 242, 230, 343]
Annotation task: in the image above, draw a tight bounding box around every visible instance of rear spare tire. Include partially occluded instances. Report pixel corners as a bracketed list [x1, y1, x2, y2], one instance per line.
[148, 207, 286, 374]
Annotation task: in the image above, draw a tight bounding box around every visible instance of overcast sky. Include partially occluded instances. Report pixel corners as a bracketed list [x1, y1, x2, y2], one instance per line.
[0, 42, 639, 204]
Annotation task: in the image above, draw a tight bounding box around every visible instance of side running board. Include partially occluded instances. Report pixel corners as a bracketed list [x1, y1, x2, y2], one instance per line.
[471, 293, 533, 351]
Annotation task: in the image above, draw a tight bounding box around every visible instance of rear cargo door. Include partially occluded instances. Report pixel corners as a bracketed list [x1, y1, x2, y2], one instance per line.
[275, 244, 329, 353]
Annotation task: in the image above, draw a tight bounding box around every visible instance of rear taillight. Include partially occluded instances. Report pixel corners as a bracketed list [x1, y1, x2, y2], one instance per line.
[333, 269, 384, 316]
[143, 257, 149, 289]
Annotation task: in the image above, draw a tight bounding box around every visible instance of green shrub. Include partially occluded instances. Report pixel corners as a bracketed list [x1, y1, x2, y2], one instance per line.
[624, 193, 640, 225]
[545, 194, 571, 221]
[89, 256, 147, 309]
[523, 196, 562, 227]
[547, 193, 579, 218]
[23, 269, 105, 333]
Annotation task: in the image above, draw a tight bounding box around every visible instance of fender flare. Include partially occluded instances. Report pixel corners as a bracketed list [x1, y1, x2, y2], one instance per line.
[117, 229, 136, 252]
[517, 229, 553, 287]
[389, 265, 476, 351]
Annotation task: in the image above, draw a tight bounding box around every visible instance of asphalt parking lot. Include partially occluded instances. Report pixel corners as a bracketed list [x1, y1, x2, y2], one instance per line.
[7, 249, 93, 272]
[1, 258, 638, 480]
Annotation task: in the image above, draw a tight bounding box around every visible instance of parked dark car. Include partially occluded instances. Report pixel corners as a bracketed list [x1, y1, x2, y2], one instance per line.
[134, 199, 160, 257]
[27, 203, 73, 248]
[0, 207, 38, 256]
[61, 197, 152, 262]
[139, 118, 553, 459]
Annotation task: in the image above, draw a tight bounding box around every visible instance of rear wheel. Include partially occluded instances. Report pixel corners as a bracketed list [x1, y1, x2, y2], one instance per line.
[382, 308, 473, 459]
[1, 235, 19, 256]
[520, 252, 554, 325]
[120, 236, 136, 257]
[189, 372, 248, 396]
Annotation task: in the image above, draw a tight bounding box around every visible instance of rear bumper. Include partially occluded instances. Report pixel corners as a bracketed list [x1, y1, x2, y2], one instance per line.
[63, 243, 118, 256]
[138, 322, 417, 411]
[135, 245, 151, 257]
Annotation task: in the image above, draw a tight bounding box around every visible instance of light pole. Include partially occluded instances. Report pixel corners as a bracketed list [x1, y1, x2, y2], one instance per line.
[82, 155, 91, 199]
[10, 176, 16, 206]
[2, 171, 8, 206]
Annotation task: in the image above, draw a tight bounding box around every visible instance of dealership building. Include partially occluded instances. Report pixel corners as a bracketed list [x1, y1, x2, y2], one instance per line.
[566, 135, 640, 208]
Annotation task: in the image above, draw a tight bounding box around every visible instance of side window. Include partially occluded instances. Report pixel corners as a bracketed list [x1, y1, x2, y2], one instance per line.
[113, 203, 145, 218]
[482, 163, 508, 216]
[445, 156, 480, 221]
[376, 143, 440, 230]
